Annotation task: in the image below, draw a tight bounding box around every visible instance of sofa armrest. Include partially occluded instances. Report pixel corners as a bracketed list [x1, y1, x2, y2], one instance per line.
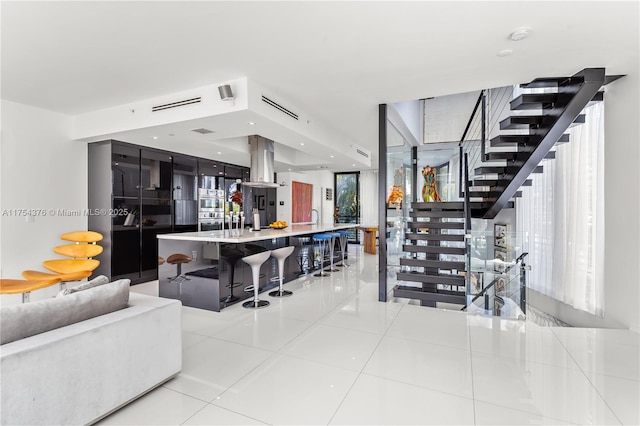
[1, 294, 182, 426]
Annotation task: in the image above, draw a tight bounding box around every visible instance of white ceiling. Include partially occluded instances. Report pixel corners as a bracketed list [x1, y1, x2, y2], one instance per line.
[2, 1, 638, 171]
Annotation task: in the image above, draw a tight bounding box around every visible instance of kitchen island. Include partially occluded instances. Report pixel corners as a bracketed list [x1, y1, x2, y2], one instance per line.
[157, 223, 357, 311]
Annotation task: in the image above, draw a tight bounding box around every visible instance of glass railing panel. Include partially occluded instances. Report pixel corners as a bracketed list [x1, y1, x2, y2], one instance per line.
[464, 230, 528, 320]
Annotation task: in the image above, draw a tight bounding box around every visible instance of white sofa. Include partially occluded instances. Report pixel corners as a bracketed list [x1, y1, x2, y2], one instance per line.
[0, 280, 182, 426]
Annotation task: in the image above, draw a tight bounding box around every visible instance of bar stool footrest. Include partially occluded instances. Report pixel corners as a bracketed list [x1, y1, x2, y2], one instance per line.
[242, 299, 270, 309]
[269, 289, 293, 297]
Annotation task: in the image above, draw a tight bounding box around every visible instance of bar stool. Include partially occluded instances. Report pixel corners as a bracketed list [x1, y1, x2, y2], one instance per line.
[336, 230, 351, 267]
[220, 245, 245, 304]
[242, 250, 272, 309]
[325, 232, 341, 272]
[167, 253, 192, 283]
[312, 234, 332, 277]
[269, 246, 295, 297]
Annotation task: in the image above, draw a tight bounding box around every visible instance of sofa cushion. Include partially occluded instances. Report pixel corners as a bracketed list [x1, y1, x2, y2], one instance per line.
[0, 279, 130, 345]
[57, 274, 110, 296]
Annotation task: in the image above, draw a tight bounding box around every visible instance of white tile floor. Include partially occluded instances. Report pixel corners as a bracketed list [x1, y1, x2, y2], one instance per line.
[98, 246, 640, 426]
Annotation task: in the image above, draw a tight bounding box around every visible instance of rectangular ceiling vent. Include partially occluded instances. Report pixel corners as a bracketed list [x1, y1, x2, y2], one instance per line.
[190, 128, 215, 134]
[261, 95, 299, 120]
[356, 149, 369, 158]
[152, 97, 201, 112]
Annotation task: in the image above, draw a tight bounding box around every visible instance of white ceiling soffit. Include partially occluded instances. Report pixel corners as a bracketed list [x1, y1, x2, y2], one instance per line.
[3, 1, 638, 170]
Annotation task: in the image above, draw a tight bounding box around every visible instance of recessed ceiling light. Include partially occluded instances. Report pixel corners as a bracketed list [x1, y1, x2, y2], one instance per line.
[217, 151, 222, 155]
[352, 164, 356, 167]
[330, 155, 334, 158]
[288, 168, 292, 171]
[509, 27, 530, 41]
[497, 49, 514, 57]
[300, 143, 304, 146]
[153, 136, 158, 140]
[248, 121, 255, 126]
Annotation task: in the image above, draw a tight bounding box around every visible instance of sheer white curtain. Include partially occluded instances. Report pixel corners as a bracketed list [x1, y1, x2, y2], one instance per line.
[517, 102, 604, 316]
[359, 170, 379, 226]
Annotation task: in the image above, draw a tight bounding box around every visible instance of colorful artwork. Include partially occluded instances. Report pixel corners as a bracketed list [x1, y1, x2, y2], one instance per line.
[421, 165, 440, 202]
[470, 271, 484, 295]
[494, 224, 507, 248]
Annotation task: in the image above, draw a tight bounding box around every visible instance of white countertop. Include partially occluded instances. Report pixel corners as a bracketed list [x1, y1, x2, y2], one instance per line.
[157, 223, 358, 243]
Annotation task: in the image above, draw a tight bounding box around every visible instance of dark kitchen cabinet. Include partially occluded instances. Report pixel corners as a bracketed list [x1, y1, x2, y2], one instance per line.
[89, 140, 253, 284]
[172, 154, 198, 233]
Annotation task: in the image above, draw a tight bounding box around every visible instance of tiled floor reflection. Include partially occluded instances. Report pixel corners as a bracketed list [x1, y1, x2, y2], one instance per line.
[98, 245, 638, 425]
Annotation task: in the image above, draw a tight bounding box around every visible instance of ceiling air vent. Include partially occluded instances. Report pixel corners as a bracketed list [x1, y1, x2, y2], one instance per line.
[190, 128, 215, 134]
[152, 97, 201, 112]
[261, 95, 299, 120]
[356, 149, 369, 158]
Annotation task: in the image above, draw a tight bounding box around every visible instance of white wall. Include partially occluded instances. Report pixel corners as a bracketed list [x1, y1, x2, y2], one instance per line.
[1, 100, 88, 304]
[393, 100, 423, 145]
[603, 72, 639, 331]
[276, 170, 334, 225]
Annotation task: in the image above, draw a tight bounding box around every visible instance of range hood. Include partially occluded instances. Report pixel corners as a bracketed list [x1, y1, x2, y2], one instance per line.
[242, 135, 280, 188]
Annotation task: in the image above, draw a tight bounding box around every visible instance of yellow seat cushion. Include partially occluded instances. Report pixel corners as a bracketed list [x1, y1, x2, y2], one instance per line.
[43, 259, 100, 274]
[0, 278, 62, 295]
[60, 231, 103, 243]
[53, 244, 103, 258]
[22, 270, 92, 281]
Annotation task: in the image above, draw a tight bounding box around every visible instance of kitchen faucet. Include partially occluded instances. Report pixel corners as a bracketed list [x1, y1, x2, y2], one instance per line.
[311, 209, 319, 225]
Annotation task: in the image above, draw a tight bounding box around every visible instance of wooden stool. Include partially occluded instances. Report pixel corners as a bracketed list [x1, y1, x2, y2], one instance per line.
[0, 278, 62, 303]
[167, 253, 192, 283]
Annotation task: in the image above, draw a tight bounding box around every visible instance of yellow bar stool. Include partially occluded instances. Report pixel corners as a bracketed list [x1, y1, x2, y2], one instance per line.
[0, 278, 62, 303]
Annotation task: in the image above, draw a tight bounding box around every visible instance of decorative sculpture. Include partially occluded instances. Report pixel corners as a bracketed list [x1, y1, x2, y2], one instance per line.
[421, 165, 440, 202]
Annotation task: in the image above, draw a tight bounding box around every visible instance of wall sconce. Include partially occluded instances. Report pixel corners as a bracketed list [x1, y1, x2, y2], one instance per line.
[218, 84, 234, 102]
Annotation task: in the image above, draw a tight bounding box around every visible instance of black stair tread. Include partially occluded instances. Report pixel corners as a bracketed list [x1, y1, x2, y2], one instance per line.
[571, 114, 586, 126]
[472, 178, 532, 188]
[406, 221, 465, 230]
[405, 233, 465, 241]
[499, 115, 544, 130]
[397, 271, 465, 285]
[411, 210, 465, 218]
[471, 179, 507, 186]
[604, 75, 624, 85]
[591, 91, 604, 102]
[467, 190, 499, 198]
[520, 76, 570, 88]
[393, 285, 466, 305]
[475, 166, 507, 175]
[490, 135, 539, 147]
[545, 151, 556, 159]
[555, 134, 571, 144]
[400, 258, 466, 270]
[411, 202, 464, 210]
[510, 93, 558, 110]
[403, 245, 466, 255]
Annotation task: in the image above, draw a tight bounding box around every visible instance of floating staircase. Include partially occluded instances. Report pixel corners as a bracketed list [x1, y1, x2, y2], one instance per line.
[393, 68, 620, 307]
